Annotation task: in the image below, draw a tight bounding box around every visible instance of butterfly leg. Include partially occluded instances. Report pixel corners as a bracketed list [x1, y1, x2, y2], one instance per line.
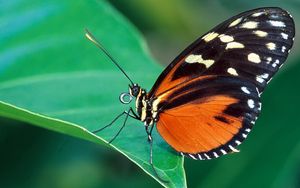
[92, 111, 126, 134]
[108, 108, 131, 143]
[145, 125, 169, 183]
[127, 107, 140, 119]
[92, 107, 139, 134]
[108, 107, 140, 143]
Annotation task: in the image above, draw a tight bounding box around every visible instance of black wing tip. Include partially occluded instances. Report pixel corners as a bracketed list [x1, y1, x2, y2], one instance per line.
[238, 7, 294, 24]
[242, 7, 291, 14]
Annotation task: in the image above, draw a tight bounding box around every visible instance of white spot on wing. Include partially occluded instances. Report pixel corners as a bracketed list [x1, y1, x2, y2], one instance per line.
[202, 32, 219, 42]
[281, 33, 288, 40]
[256, 76, 264, 83]
[247, 99, 255, 108]
[256, 73, 269, 83]
[185, 54, 214, 68]
[282, 46, 286, 52]
[219, 34, 234, 43]
[189, 154, 197, 160]
[256, 88, 260, 96]
[221, 149, 227, 154]
[266, 42, 276, 50]
[227, 67, 238, 76]
[253, 30, 268, 37]
[241, 21, 258, 29]
[229, 17, 242, 27]
[248, 53, 261, 63]
[268, 20, 286, 27]
[266, 57, 272, 64]
[226, 42, 245, 49]
[242, 133, 247, 138]
[229, 145, 240, 152]
[204, 153, 211, 160]
[271, 59, 280, 68]
[252, 12, 264, 17]
[213, 152, 219, 158]
[245, 128, 251, 132]
[235, 140, 241, 145]
[261, 73, 269, 79]
[197, 154, 203, 160]
[241, 86, 250, 94]
[258, 102, 262, 111]
[201, 60, 215, 67]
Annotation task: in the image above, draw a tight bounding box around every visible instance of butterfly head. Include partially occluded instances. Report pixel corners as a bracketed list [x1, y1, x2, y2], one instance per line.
[129, 84, 141, 97]
[119, 84, 141, 104]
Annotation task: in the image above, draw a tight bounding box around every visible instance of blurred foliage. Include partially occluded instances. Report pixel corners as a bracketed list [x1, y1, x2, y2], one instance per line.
[0, 117, 160, 188]
[1, 0, 300, 188]
[0, 0, 184, 187]
[109, 0, 300, 65]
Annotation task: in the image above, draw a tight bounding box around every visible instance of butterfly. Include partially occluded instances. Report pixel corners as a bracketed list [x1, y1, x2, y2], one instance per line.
[86, 7, 295, 179]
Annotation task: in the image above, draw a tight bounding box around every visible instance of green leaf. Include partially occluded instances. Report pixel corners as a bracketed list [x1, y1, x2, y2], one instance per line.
[0, 0, 186, 187]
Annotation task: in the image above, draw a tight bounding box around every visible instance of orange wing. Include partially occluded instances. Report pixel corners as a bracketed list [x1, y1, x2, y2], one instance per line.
[154, 75, 261, 160]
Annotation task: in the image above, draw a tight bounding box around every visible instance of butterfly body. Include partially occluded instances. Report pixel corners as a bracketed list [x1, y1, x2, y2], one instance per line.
[130, 85, 157, 125]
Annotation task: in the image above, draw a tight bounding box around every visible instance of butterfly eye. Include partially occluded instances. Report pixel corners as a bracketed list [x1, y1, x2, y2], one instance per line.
[119, 92, 133, 104]
[130, 84, 140, 97]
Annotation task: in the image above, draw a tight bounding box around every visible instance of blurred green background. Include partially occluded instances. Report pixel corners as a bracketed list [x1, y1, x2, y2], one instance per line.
[1, 0, 300, 187]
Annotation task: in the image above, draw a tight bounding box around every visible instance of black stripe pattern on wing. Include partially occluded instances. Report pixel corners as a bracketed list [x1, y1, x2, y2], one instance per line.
[156, 75, 261, 160]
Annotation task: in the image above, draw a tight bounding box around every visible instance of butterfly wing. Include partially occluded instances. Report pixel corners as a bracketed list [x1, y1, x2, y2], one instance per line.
[149, 7, 295, 159]
[148, 7, 295, 97]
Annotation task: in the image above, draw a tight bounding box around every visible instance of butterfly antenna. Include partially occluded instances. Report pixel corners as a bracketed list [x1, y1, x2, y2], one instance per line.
[85, 29, 134, 85]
